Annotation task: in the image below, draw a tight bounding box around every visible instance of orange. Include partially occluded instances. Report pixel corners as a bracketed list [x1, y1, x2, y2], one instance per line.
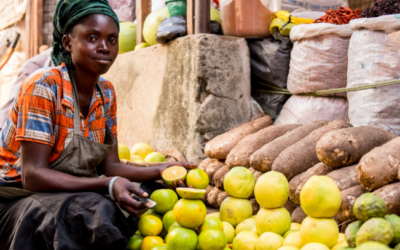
[138, 215, 163, 236]
[118, 143, 131, 160]
[141, 236, 164, 250]
[186, 169, 209, 189]
[173, 199, 207, 229]
[150, 189, 178, 214]
[162, 166, 187, 186]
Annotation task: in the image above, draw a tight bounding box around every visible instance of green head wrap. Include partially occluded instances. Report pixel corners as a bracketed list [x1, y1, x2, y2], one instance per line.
[51, 0, 120, 66]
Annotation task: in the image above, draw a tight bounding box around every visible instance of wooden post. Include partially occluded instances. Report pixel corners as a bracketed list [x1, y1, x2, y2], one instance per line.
[25, 0, 43, 59]
[187, 0, 195, 35]
[136, 0, 152, 44]
[194, 0, 210, 34]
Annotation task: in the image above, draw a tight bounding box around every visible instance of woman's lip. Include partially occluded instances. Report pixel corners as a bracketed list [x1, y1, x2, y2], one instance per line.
[93, 58, 112, 64]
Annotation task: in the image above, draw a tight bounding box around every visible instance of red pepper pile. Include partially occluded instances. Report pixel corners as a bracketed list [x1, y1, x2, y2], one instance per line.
[314, 6, 362, 25]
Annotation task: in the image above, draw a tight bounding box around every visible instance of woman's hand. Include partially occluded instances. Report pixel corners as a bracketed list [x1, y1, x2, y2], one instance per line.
[159, 162, 198, 190]
[112, 177, 150, 217]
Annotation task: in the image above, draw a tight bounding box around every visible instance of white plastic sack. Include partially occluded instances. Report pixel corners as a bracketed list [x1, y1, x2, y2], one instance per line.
[281, 0, 348, 12]
[275, 95, 349, 125]
[287, 24, 353, 96]
[350, 14, 400, 34]
[347, 15, 400, 135]
[291, 11, 326, 20]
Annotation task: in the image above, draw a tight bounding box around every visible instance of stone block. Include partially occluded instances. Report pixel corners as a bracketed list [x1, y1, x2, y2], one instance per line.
[103, 34, 251, 163]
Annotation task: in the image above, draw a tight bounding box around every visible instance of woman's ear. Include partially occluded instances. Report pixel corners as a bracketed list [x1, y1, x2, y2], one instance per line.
[62, 34, 72, 52]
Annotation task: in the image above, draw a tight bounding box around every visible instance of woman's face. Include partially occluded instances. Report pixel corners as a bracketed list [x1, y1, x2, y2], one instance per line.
[64, 14, 119, 75]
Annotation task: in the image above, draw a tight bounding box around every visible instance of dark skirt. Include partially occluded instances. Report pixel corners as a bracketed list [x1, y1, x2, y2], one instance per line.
[0, 180, 167, 250]
[0, 191, 133, 250]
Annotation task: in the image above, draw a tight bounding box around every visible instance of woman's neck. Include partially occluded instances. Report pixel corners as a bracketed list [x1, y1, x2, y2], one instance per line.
[72, 67, 100, 118]
[73, 67, 100, 95]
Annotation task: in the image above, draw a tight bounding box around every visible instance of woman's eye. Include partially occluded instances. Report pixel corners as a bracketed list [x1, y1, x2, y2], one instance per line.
[110, 38, 117, 44]
[88, 36, 96, 42]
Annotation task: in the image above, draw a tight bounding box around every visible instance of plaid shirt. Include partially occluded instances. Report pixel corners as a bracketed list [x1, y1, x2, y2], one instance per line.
[0, 63, 118, 185]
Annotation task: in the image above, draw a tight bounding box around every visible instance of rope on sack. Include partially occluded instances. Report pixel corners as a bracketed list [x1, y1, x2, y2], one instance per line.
[256, 78, 400, 97]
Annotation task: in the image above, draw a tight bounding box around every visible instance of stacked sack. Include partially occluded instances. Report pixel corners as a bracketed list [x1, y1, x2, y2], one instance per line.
[347, 15, 400, 135]
[275, 23, 352, 125]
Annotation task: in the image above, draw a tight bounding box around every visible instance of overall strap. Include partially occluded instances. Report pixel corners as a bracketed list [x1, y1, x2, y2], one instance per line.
[68, 69, 82, 136]
[68, 69, 108, 136]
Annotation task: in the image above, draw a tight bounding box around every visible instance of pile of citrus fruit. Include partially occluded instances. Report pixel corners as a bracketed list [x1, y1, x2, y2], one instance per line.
[344, 193, 400, 250]
[118, 143, 166, 163]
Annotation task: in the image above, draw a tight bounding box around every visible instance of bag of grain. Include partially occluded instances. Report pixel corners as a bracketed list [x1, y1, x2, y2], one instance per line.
[288, 23, 354, 96]
[347, 15, 400, 135]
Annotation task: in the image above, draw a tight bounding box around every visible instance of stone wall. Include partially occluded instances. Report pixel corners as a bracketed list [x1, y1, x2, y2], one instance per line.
[104, 34, 252, 163]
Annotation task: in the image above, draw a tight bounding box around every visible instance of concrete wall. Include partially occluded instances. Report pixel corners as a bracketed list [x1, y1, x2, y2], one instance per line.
[104, 34, 252, 163]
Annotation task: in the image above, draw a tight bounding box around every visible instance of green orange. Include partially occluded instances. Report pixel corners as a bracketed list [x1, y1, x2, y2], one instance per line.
[173, 198, 207, 229]
[138, 215, 163, 236]
[126, 235, 143, 250]
[162, 210, 176, 232]
[150, 189, 178, 214]
[166, 227, 198, 250]
[186, 169, 209, 189]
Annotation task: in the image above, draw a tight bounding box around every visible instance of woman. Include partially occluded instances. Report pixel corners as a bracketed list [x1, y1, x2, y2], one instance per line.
[0, 0, 195, 249]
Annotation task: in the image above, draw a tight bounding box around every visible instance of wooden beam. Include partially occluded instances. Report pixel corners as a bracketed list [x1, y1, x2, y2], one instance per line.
[25, 0, 43, 59]
[187, 0, 195, 35]
[194, 0, 210, 34]
[136, 0, 152, 44]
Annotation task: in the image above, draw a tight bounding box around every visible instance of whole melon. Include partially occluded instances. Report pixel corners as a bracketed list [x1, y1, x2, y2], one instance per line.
[173, 199, 207, 229]
[356, 218, 394, 247]
[256, 232, 284, 250]
[356, 242, 392, 250]
[255, 207, 291, 236]
[300, 176, 341, 218]
[345, 220, 363, 248]
[220, 197, 253, 227]
[236, 218, 256, 236]
[300, 217, 339, 248]
[353, 193, 387, 222]
[300, 243, 330, 250]
[233, 231, 259, 250]
[118, 22, 137, 54]
[224, 167, 255, 199]
[385, 214, 400, 246]
[143, 8, 171, 46]
[255, 171, 289, 209]
[223, 221, 235, 244]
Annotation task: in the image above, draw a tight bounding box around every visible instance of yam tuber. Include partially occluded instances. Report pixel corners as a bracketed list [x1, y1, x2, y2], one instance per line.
[358, 137, 400, 191]
[213, 165, 230, 190]
[326, 165, 359, 191]
[272, 119, 353, 180]
[335, 185, 367, 223]
[205, 116, 272, 160]
[251, 121, 327, 173]
[226, 124, 300, 169]
[316, 127, 397, 168]
[374, 182, 400, 215]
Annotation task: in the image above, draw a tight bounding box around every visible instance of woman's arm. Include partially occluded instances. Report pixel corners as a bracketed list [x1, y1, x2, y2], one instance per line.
[21, 141, 149, 217]
[102, 139, 197, 183]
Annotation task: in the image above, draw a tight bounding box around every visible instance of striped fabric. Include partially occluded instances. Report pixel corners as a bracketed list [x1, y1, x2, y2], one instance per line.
[0, 63, 118, 185]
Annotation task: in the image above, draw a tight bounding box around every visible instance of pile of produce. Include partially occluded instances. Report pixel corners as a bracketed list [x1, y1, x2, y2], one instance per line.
[314, 6, 362, 25]
[361, 0, 400, 18]
[345, 193, 400, 250]
[201, 115, 400, 225]
[118, 142, 166, 163]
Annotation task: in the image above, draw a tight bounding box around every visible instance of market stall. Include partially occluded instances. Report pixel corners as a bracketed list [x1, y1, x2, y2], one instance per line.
[103, 0, 400, 249]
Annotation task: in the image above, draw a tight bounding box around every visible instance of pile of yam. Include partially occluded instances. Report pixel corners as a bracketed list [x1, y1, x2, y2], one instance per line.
[202, 117, 400, 221]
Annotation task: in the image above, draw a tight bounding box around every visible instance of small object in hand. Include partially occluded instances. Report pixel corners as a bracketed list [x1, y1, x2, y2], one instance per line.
[135, 196, 157, 208]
